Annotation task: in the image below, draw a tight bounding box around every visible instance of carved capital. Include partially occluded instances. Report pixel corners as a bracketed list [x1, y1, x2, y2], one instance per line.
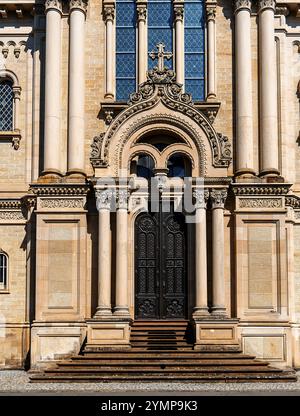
[233, 0, 251, 13]
[174, 4, 184, 21]
[69, 0, 88, 13]
[44, 0, 63, 13]
[210, 189, 227, 209]
[206, 6, 216, 21]
[137, 4, 147, 21]
[118, 189, 129, 210]
[96, 189, 115, 211]
[103, 4, 115, 22]
[193, 189, 209, 209]
[257, 0, 276, 13]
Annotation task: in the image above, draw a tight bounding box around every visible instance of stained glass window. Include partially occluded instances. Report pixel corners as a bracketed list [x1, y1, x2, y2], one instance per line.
[184, 0, 205, 101]
[148, 0, 173, 70]
[116, 0, 137, 101]
[0, 80, 13, 131]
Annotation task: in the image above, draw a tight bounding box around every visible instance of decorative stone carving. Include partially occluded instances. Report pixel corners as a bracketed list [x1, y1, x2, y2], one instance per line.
[40, 198, 85, 209]
[210, 189, 228, 209]
[30, 184, 89, 196]
[233, 184, 291, 195]
[174, 4, 184, 22]
[90, 133, 107, 167]
[206, 6, 216, 20]
[44, 0, 63, 13]
[193, 189, 209, 209]
[295, 211, 300, 219]
[286, 195, 300, 209]
[257, 0, 276, 13]
[0, 211, 24, 221]
[233, 0, 252, 13]
[136, 4, 147, 21]
[103, 4, 115, 22]
[14, 47, 20, 59]
[69, 0, 88, 13]
[104, 111, 114, 125]
[275, 6, 289, 16]
[0, 200, 22, 210]
[96, 189, 115, 210]
[239, 198, 282, 209]
[0, 9, 7, 18]
[12, 136, 20, 150]
[118, 189, 129, 210]
[2, 47, 8, 59]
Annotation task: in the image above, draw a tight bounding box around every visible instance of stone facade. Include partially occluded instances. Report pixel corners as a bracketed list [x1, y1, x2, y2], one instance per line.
[0, 0, 299, 371]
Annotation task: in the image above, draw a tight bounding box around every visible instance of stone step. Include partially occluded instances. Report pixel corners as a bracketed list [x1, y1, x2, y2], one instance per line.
[59, 359, 268, 366]
[78, 352, 255, 359]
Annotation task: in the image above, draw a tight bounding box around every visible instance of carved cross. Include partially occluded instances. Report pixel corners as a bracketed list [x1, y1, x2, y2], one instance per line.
[149, 43, 173, 72]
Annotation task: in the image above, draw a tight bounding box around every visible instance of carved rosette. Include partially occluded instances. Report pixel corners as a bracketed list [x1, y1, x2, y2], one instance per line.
[193, 189, 209, 209]
[174, 4, 184, 22]
[44, 0, 63, 13]
[210, 189, 228, 209]
[136, 4, 147, 22]
[69, 0, 88, 13]
[103, 4, 115, 22]
[233, 0, 251, 13]
[206, 6, 216, 21]
[118, 189, 129, 210]
[257, 0, 276, 13]
[96, 189, 115, 211]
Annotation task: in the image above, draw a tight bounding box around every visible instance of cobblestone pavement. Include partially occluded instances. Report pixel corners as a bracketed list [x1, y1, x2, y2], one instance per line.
[0, 371, 300, 394]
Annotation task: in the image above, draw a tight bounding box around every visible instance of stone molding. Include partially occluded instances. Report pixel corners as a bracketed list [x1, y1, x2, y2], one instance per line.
[69, 0, 88, 13]
[257, 0, 276, 13]
[44, 0, 63, 13]
[103, 4, 115, 22]
[95, 189, 116, 211]
[206, 6, 216, 21]
[0, 199, 21, 210]
[118, 189, 130, 209]
[39, 198, 86, 209]
[0, 211, 25, 221]
[232, 184, 291, 195]
[174, 4, 184, 22]
[238, 197, 283, 209]
[193, 189, 209, 209]
[136, 4, 147, 21]
[30, 184, 90, 196]
[210, 189, 228, 209]
[0, 199, 26, 222]
[295, 211, 300, 220]
[90, 66, 232, 170]
[233, 0, 252, 13]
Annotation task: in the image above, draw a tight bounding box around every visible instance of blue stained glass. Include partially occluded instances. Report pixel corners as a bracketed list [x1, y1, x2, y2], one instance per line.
[148, 3, 173, 26]
[184, 29, 204, 52]
[148, 28, 173, 52]
[0, 81, 13, 131]
[185, 79, 205, 101]
[116, 28, 136, 52]
[185, 3, 204, 27]
[116, 54, 136, 77]
[185, 54, 204, 77]
[116, 79, 136, 101]
[116, 2, 136, 26]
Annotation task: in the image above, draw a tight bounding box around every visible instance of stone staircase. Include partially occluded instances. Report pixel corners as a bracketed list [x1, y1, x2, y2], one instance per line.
[29, 320, 297, 383]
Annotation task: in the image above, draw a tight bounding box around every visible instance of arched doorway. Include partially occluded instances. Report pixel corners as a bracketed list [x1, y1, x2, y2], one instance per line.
[134, 203, 187, 320]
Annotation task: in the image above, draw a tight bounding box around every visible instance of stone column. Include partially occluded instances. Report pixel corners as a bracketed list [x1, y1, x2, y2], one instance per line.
[104, 4, 115, 99]
[193, 189, 210, 316]
[234, 0, 255, 176]
[258, 0, 279, 176]
[94, 189, 114, 317]
[12, 86, 21, 132]
[174, 2, 184, 85]
[67, 0, 88, 176]
[43, 0, 63, 176]
[137, 2, 147, 84]
[114, 189, 130, 316]
[206, 4, 216, 100]
[211, 189, 227, 316]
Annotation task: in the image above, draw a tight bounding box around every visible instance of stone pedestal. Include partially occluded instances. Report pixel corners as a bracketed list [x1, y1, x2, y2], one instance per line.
[193, 318, 240, 351]
[85, 318, 132, 350]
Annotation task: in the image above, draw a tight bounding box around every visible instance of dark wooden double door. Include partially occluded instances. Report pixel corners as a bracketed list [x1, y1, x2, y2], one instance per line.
[135, 206, 187, 320]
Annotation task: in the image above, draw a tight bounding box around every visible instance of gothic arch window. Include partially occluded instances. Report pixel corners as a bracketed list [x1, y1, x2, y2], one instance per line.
[0, 79, 14, 131]
[0, 251, 8, 291]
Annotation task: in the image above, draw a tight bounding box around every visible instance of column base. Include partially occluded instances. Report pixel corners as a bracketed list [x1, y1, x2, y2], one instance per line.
[234, 168, 257, 178]
[65, 169, 87, 182]
[86, 317, 132, 350]
[193, 318, 240, 352]
[193, 306, 210, 318]
[39, 169, 63, 183]
[93, 306, 112, 318]
[206, 93, 217, 101]
[259, 168, 280, 177]
[113, 306, 131, 317]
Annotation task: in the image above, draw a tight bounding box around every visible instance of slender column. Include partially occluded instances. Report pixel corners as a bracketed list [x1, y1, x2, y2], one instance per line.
[193, 189, 209, 316]
[234, 0, 255, 176]
[211, 189, 227, 316]
[137, 2, 147, 84]
[12, 86, 21, 132]
[94, 189, 114, 316]
[43, 0, 63, 175]
[104, 4, 115, 99]
[114, 189, 130, 316]
[68, 0, 88, 175]
[258, 0, 279, 176]
[174, 2, 184, 85]
[206, 4, 216, 100]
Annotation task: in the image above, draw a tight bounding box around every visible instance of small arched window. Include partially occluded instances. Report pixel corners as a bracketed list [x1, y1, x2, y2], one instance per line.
[167, 153, 192, 178]
[0, 80, 14, 131]
[0, 251, 8, 290]
[130, 153, 155, 179]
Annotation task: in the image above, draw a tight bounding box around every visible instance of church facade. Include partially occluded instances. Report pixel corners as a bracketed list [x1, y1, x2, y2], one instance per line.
[0, 0, 300, 371]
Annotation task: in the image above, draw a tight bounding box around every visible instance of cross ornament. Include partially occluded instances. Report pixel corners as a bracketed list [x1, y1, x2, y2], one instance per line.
[149, 43, 173, 72]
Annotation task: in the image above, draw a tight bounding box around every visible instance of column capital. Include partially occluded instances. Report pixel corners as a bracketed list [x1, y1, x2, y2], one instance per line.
[103, 3, 115, 22]
[69, 0, 88, 13]
[193, 189, 209, 209]
[137, 3, 147, 22]
[257, 0, 276, 13]
[233, 0, 252, 14]
[206, 5, 216, 21]
[96, 189, 115, 211]
[117, 189, 129, 210]
[174, 3, 184, 22]
[210, 189, 227, 209]
[44, 0, 63, 13]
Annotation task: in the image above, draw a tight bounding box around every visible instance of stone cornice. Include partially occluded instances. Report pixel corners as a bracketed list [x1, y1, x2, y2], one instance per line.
[0, 199, 22, 210]
[30, 183, 90, 196]
[232, 183, 291, 195]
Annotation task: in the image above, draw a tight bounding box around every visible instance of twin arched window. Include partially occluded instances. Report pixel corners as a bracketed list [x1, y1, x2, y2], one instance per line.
[0, 80, 14, 131]
[0, 252, 8, 290]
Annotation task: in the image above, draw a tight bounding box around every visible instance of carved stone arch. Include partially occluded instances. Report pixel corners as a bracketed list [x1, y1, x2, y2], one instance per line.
[163, 147, 196, 170]
[127, 147, 160, 172]
[0, 69, 19, 87]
